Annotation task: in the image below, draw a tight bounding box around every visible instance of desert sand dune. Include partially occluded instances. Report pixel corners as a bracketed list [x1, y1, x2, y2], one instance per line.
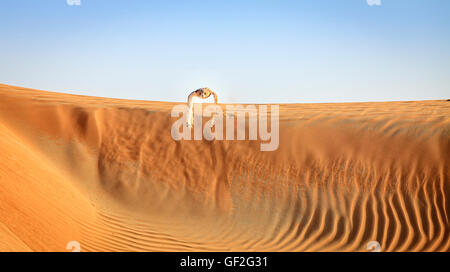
[0, 83, 448, 252]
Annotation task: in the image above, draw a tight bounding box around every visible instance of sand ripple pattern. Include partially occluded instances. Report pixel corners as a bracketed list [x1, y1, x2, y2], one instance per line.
[0, 84, 448, 251]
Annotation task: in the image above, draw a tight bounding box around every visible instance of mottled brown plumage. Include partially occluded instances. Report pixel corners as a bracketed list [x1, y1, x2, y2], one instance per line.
[187, 87, 218, 127]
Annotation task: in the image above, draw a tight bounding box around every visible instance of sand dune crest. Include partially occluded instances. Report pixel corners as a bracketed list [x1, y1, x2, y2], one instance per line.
[0, 84, 448, 251]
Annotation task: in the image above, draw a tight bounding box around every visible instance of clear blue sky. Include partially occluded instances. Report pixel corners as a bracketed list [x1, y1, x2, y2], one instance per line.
[1, 0, 449, 103]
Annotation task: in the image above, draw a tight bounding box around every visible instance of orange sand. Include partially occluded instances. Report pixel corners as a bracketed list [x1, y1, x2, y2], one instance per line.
[0, 83, 448, 252]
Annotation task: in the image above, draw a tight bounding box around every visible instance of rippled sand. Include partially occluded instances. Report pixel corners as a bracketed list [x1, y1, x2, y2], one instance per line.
[0, 84, 448, 252]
